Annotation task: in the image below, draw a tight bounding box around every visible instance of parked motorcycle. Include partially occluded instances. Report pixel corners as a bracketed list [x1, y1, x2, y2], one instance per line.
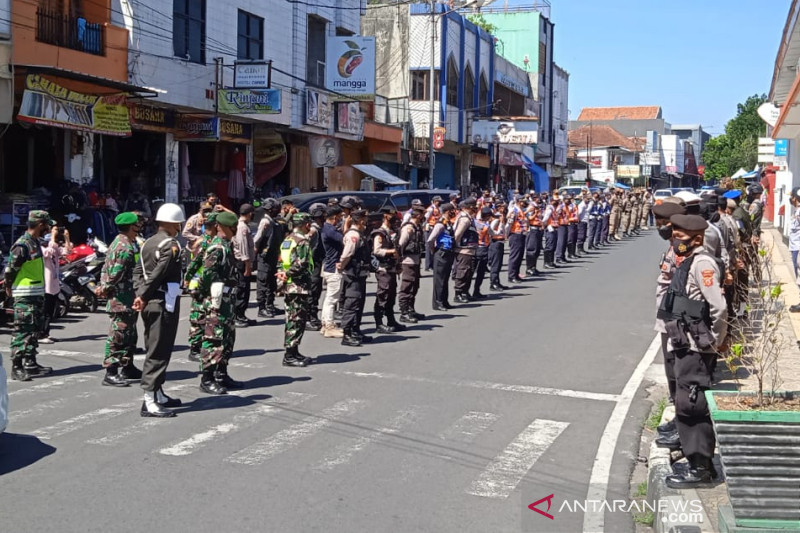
[59, 230, 107, 313]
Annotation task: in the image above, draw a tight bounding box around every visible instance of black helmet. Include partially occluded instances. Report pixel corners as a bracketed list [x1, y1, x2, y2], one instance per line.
[747, 183, 764, 196]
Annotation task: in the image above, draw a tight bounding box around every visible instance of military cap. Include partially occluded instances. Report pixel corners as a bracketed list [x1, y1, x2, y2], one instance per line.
[216, 211, 238, 227]
[669, 214, 708, 233]
[480, 206, 493, 217]
[114, 212, 139, 226]
[28, 210, 55, 225]
[379, 205, 397, 215]
[723, 189, 742, 199]
[410, 199, 423, 207]
[652, 201, 687, 219]
[292, 212, 312, 224]
[239, 203, 255, 216]
[309, 203, 327, 218]
[431, 195, 442, 202]
[205, 211, 218, 224]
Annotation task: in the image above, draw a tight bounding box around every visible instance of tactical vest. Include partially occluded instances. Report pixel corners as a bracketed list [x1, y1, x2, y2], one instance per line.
[280, 235, 313, 284]
[657, 255, 713, 323]
[399, 222, 422, 256]
[370, 227, 396, 269]
[457, 213, 479, 248]
[343, 230, 369, 277]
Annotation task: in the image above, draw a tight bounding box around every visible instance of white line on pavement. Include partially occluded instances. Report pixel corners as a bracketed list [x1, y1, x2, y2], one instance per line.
[9, 392, 95, 421]
[328, 370, 619, 402]
[32, 401, 139, 440]
[314, 406, 422, 471]
[158, 392, 315, 456]
[467, 418, 569, 499]
[438, 411, 500, 443]
[225, 398, 364, 466]
[8, 375, 92, 396]
[582, 334, 661, 533]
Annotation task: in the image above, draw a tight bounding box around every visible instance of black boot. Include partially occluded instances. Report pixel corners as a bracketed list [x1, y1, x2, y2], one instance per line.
[23, 358, 53, 376]
[354, 328, 373, 343]
[399, 305, 418, 323]
[306, 317, 322, 331]
[657, 419, 677, 435]
[140, 391, 176, 418]
[103, 364, 129, 387]
[156, 387, 182, 408]
[655, 430, 681, 450]
[665, 458, 716, 489]
[341, 328, 362, 347]
[200, 367, 228, 395]
[374, 309, 394, 334]
[283, 346, 309, 367]
[119, 362, 143, 381]
[215, 364, 244, 389]
[385, 310, 406, 331]
[490, 283, 503, 292]
[12, 364, 32, 382]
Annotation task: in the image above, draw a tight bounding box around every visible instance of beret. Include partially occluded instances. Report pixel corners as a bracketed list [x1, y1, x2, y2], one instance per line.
[723, 190, 742, 199]
[480, 207, 493, 217]
[205, 211, 218, 224]
[114, 212, 139, 225]
[669, 214, 708, 232]
[216, 211, 239, 227]
[292, 212, 311, 224]
[652, 202, 687, 218]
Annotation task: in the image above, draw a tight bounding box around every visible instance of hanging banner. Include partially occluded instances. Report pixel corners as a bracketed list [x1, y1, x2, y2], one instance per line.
[335, 101, 364, 136]
[325, 36, 376, 100]
[129, 103, 176, 133]
[253, 126, 287, 188]
[175, 115, 219, 141]
[219, 119, 251, 144]
[305, 89, 332, 129]
[17, 74, 131, 136]
[217, 88, 281, 114]
[309, 136, 342, 168]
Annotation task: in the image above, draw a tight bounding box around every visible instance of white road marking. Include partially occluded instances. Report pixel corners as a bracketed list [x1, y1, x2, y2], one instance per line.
[225, 399, 364, 466]
[582, 334, 661, 533]
[158, 392, 315, 456]
[9, 392, 95, 421]
[467, 418, 569, 499]
[329, 371, 619, 402]
[438, 411, 500, 443]
[314, 406, 422, 471]
[8, 375, 92, 396]
[171, 357, 269, 370]
[32, 401, 139, 440]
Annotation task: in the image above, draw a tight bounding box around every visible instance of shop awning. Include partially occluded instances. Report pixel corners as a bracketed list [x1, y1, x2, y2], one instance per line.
[352, 164, 409, 186]
[522, 154, 549, 193]
[613, 182, 631, 189]
[16, 65, 159, 97]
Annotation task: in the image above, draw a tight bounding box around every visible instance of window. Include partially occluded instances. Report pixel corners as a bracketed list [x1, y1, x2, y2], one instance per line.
[478, 74, 488, 115]
[410, 70, 439, 101]
[463, 66, 475, 110]
[446, 56, 458, 107]
[237, 10, 263, 60]
[173, 0, 205, 64]
[306, 15, 327, 87]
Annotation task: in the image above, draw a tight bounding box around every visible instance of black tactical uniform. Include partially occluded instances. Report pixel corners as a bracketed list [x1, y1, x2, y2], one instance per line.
[255, 200, 285, 317]
[340, 226, 371, 346]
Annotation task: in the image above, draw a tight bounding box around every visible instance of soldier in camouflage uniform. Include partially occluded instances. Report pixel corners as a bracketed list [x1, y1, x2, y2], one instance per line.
[278, 212, 314, 367]
[184, 211, 217, 363]
[4, 210, 55, 381]
[96, 212, 143, 387]
[198, 211, 241, 395]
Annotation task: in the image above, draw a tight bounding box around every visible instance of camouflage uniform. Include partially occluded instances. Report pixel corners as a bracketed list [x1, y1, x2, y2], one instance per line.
[5, 232, 45, 365]
[281, 229, 313, 350]
[99, 233, 139, 367]
[199, 235, 237, 369]
[184, 232, 214, 359]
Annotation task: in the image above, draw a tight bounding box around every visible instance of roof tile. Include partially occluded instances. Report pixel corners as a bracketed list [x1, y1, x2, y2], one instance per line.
[576, 106, 661, 121]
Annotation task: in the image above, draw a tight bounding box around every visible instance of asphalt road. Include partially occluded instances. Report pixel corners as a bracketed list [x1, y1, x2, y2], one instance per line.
[0, 231, 666, 533]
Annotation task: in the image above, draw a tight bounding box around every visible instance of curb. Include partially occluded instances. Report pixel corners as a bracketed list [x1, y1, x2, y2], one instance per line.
[646, 405, 714, 533]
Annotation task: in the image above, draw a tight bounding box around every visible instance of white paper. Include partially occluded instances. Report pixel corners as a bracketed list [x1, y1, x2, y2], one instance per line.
[165, 282, 180, 313]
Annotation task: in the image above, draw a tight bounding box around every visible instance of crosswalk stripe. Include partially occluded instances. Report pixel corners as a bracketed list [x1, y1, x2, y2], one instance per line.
[8, 375, 92, 396]
[225, 398, 364, 466]
[32, 401, 139, 440]
[9, 392, 95, 421]
[466, 419, 569, 499]
[314, 406, 422, 472]
[438, 411, 500, 443]
[158, 392, 315, 456]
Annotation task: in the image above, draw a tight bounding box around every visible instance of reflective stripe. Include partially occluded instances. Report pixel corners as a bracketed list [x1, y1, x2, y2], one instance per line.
[12, 256, 45, 297]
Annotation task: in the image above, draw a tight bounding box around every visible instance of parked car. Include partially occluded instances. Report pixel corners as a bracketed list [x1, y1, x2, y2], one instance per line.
[267, 191, 396, 214]
[390, 189, 458, 213]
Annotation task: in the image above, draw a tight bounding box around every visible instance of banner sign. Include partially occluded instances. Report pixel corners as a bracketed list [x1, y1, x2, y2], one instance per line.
[18, 74, 131, 136]
[616, 165, 640, 178]
[129, 103, 176, 132]
[325, 36, 376, 100]
[309, 136, 342, 168]
[305, 89, 332, 129]
[470, 120, 538, 144]
[219, 119, 251, 143]
[234, 61, 270, 88]
[218, 88, 281, 114]
[175, 115, 219, 141]
[335, 101, 364, 136]
[253, 126, 287, 187]
[775, 138, 789, 157]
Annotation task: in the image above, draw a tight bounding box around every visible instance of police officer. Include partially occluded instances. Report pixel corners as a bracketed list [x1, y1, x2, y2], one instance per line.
[472, 207, 493, 298]
[659, 214, 727, 488]
[488, 203, 507, 291]
[398, 206, 425, 322]
[254, 198, 284, 318]
[196, 211, 240, 395]
[565, 194, 580, 259]
[524, 197, 544, 276]
[427, 203, 457, 310]
[133, 203, 185, 418]
[97, 211, 143, 387]
[600, 192, 612, 245]
[278, 213, 315, 367]
[541, 196, 560, 269]
[340, 209, 372, 347]
[555, 196, 570, 264]
[371, 207, 404, 333]
[423, 196, 443, 271]
[184, 211, 217, 363]
[306, 203, 327, 331]
[453, 198, 479, 303]
[505, 197, 528, 283]
[4, 210, 55, 381]
[747, 183, 764, 241]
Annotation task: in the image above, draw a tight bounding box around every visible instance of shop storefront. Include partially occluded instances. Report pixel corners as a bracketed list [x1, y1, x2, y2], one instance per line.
[470, 151, 490, 189]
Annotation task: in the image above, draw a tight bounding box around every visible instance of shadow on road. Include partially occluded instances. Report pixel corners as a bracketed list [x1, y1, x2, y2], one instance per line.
[173, 392, 273, 414]
[62, 334, 106, 343]
[244, 374, 312, 388]
[369, 335, 420, 345]
[0, 433, 57, 475]
[45, 363, 102, 377]
[312, 352, 370, 365]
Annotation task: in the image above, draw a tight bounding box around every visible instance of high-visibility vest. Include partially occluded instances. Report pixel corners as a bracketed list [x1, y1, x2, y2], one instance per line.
[427, 206, 441, 226]
[568, 204, 579, 223]
[509, 209, 527, 234]
[280, 237, 313, 283]
[558, 207, 570, 226]
[476, 220, 491, 247]
[12, 256, 45, 297]
[526, 208, 542, 228]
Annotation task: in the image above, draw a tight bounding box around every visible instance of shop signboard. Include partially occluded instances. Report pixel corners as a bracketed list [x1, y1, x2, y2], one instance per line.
[335, 102, 364, 137]
[253, 126, 287, 187]
[775, 138, 789, 157]
[217, 88, 281, 114]
[306, 89, 333, 129]
[129, 103, 176, 133]
[18, 74, 131, 136]
[309, 136, 342, 168]
[495, 71, 529, 97]
[175, 115, 219, 141]
[234, 61, 270, 88]
[616, 165, 640, 178]
[470, 120, 538, 144]
[219, 119, 252, 143]
[325, 36, 376, 100]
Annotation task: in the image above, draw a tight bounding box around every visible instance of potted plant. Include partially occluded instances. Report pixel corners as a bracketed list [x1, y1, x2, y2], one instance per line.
[707, 239, 800, 530]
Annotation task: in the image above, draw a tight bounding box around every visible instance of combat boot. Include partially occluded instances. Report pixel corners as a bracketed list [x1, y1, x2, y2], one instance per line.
[398, 305, 418, 323]
[257, 306, 269, 318]
[103, 364, 129, 387]
[283, 347, 309, 367]
[119, 362, 143, 381]
[23, 358, 52, 376]
[200, 367, 228, 395]
[188, 352, 201, 362]
[665, 458, 717, 489]
[341, 329, 362, 347]
[374, 309, 395, 334]
[306, 317, 322, 331]
[215, 364, 244, 389]
[385, 311, 407, 332]
[11, 363, 32, 382]
[655, 431, 681, 450]
[141, 391, 176, 418]
[411, 307, 426, 320]
[353, 329, 373, 343]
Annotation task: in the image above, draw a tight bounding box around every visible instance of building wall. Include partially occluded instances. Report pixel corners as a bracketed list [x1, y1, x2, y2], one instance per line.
[569, 118, 669, 137]
[552, 63, 568, 167]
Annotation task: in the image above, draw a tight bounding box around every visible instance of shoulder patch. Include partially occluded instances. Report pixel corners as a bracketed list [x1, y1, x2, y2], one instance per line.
[701, 269, 715, 287]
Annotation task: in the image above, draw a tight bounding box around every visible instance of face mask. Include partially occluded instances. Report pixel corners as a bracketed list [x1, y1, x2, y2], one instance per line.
[657, 225, 672, 240]
[672, 237, 695, 256]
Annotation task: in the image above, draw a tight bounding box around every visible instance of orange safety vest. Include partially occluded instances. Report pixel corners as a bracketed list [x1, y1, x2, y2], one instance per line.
[476, 221, 491, 246]
[509, 209, 527, 234]
[567, 204, 579, 224]
[427, 205, 441, 226]
[526, 207, 542, 228]
[557, 206, 570, 226]
[548, 207, 560, 228]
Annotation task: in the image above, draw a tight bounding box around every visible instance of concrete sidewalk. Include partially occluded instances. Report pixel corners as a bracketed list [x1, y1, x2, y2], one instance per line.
[645, 223, 800, 533]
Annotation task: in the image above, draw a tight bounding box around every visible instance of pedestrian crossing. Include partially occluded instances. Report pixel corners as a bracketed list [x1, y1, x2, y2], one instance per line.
[8, 381, 571, 500]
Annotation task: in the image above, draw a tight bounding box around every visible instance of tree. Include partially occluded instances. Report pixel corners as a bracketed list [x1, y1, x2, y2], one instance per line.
[467, 14, 497, 35]
[701, 94, 767, 181]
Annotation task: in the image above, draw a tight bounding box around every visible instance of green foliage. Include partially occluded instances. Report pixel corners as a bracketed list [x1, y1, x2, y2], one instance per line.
[646, 397, 668, 430]
[634, 512, 655, 526]
[467, 14, 498, 34]
[702, 94, 768, 181]
[635, 481, 648, 497]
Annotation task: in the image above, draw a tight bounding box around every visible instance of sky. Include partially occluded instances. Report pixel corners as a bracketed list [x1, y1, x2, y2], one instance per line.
[544, 0, 789, 135]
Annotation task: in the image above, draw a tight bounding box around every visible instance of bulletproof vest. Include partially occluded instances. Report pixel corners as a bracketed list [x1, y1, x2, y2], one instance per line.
[457, 213, 479, 247]
[657, 255, 709, 323]
[310, 223, 325, 264]
[343, 230, 369, 277]
[370, 227, 396, 268]
[399, 222, 422, 256]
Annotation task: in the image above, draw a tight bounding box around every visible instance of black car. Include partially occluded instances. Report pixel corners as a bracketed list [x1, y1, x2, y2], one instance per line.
[270, 191, 396, 214]
[389, 189, 459, 215]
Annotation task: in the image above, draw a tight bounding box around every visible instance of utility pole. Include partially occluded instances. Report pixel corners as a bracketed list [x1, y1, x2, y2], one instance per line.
[428, 0, 436, 187]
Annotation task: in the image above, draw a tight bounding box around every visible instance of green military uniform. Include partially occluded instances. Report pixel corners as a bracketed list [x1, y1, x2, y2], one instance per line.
[100, 232, 139, 368]
[184, 212, 217, 361]
[4, 210, 54, 380]
[280, 213, 314, 367]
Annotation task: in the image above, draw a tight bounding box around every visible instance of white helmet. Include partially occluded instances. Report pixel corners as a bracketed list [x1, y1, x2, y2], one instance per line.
[155, 203, 186, 223]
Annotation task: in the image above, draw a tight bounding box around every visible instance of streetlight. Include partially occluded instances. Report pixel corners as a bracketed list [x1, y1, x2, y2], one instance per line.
[428, 0, 493, 186]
